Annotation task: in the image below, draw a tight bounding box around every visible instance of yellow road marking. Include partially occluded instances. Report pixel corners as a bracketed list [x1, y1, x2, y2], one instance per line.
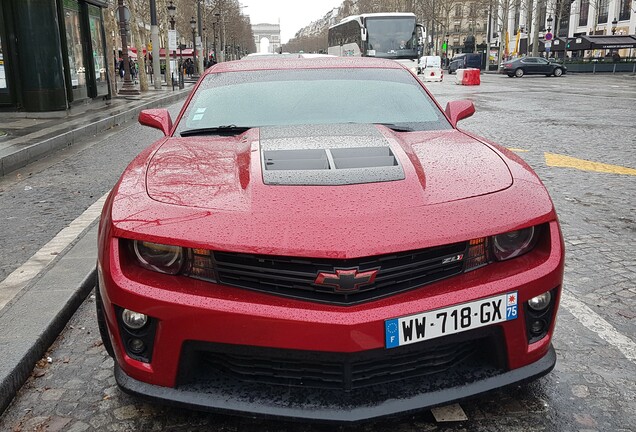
[507, 148, 529, 152]
[545, 152, 636, 176]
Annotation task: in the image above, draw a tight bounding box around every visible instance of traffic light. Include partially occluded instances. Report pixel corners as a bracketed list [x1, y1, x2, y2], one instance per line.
[442, 41, 447, 51]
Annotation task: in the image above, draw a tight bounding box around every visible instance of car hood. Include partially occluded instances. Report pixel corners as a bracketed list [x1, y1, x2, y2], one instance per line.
[110, 124, 555, 257]
[145, 124, 512, 209]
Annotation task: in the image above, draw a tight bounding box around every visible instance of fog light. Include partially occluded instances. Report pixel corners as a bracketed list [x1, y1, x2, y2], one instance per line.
[530, 320, 546, 335]
[122, 309, 148, 330]
[128, 338, 146, 354]
[528, 292, 552, 311]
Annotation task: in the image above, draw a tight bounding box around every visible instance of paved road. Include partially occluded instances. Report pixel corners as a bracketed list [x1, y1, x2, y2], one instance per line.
[0, 73, 634, 431]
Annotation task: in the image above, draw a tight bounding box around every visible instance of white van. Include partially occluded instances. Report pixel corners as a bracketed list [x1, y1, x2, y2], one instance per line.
[417, 55, 443, 82]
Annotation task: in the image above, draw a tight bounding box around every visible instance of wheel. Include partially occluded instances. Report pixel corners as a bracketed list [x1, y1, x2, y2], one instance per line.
[553, 68, 563, 77]
[507, 74, 514, 77]
[95, 282, 115, 357]
[514, 68, 524, 78]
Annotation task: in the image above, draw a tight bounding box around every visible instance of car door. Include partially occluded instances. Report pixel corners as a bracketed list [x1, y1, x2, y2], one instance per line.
[520, 57, 539, 74]
[536, 58, 553, 74]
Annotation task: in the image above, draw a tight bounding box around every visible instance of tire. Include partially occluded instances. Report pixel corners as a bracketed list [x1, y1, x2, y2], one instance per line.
[514, 68, 524, 78]
[553, 68, 563, 77]
[507, 74, 514, 77]
[95, 282, 115, 358]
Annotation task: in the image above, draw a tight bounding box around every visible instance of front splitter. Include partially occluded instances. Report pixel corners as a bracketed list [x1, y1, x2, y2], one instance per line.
[114, 345, 556, 423]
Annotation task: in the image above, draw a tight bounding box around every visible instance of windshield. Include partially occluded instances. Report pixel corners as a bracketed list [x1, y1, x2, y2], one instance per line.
[365, 17, 418, 59]
[175, 67, 451, 134]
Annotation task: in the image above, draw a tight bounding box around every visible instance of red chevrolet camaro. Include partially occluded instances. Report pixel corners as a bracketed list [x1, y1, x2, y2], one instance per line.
[96, 57, 564, 423]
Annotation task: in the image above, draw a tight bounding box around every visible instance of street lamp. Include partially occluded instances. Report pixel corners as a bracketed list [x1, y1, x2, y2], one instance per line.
[445, 34, 449, 65]
[117, 0, 139, 95]
[167, 1, 181, 89]
[190, 17, 197, 76]
[546, 15, 553, 33]
[611, 17, 618, 35]
[167, 1, 175, 29]
[212, 21, 217, 63]
[203, 27, 207, 66]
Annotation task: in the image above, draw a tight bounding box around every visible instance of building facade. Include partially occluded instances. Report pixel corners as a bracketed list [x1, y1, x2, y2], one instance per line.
[0, 0, 110, 112]
[490, 0, 635, 59]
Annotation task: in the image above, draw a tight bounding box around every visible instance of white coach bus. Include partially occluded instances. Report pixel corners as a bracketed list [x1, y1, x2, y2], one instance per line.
[327, 12, 424, 65]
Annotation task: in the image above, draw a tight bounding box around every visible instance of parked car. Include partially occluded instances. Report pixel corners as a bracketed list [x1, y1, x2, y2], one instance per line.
[97, 56, 564, 423]
[500, 56, 567, 77]
[417, 55, 443, 82]
[448, 53, 482, 73]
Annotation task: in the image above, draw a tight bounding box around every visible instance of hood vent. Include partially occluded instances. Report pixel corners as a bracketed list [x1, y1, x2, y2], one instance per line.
[260, 124, 405, 186]
[262, 147, 403, 185]
[264, 147, 398, 171]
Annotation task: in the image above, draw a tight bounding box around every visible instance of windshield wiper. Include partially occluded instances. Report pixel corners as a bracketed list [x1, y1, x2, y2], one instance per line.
[374, 123, 414, 132]
[180, 125, 251, 137]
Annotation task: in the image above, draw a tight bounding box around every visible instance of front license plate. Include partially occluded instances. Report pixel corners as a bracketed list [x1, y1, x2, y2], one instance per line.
[385, 292, 518, 348]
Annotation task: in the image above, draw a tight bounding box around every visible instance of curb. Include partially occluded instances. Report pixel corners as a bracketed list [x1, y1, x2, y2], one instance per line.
[0, 88, 190, 177]
[0, 224, 98, 414]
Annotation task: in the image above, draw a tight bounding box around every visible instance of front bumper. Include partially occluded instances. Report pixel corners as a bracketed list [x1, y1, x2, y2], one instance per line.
[100, 220, 564, 421]
[115, 345, 556, 423]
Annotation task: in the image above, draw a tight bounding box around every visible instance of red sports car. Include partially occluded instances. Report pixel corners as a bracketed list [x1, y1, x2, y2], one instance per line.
[96, 57, 564, 423]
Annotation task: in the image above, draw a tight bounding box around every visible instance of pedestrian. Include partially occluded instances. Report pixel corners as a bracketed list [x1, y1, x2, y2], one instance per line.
[118, 58, 125, 79]
[129, 59, 137, 83]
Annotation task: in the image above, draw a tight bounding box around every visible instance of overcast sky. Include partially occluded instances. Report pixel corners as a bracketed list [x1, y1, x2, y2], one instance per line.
[240, 0, 342, 43]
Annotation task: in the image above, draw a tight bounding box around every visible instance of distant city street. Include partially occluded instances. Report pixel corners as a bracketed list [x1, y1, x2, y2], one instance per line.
[0, 72, 634, 431]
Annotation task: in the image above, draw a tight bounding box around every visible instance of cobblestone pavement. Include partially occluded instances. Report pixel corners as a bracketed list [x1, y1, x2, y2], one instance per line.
[0, 73, 635, 431]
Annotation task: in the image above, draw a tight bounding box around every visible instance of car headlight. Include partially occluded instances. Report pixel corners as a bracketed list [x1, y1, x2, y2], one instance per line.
[492, 227, 538, 261]
[132, 240, 184, 274]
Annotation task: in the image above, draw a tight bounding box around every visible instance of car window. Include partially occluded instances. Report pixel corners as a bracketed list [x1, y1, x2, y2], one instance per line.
[175, 67, 452, 134]
[537, 58, 550, 64]
[522, 58, 538, 63]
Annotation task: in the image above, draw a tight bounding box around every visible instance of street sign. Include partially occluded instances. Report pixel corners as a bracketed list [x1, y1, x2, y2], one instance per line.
[545, 32, 553, 41]
[168, 30, 177, 50]
[545, 41, 552, 48]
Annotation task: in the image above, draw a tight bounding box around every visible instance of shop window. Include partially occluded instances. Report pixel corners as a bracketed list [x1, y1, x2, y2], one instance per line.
[88, 6, 108, 97]
[0, 2, 10, 99]
[64, 0, 88, 100]
[0, 29, 6, 90]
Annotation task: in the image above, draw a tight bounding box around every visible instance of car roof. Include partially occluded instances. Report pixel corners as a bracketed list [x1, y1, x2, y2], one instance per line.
[206, 57, 405, 75]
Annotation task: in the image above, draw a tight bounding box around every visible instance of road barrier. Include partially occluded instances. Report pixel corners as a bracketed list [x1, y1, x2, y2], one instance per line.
[454, 68, 481, 85]
[461, 68, 481, 85]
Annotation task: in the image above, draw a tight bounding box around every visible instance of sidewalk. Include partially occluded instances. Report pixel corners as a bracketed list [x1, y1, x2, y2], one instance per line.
[0, 81, 193, 414]
[0, 81, 194, 177]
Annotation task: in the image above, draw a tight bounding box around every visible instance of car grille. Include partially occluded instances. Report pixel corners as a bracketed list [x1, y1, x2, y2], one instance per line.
[185, 242, 468, 304]
[178, 332, 499, 392]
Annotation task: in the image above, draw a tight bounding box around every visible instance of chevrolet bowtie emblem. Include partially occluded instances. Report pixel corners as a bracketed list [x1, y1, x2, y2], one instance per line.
[314, 267, 379, 292]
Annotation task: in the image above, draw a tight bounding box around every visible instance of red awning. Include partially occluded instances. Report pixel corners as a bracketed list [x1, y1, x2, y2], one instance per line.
[122, 47, 195, 58]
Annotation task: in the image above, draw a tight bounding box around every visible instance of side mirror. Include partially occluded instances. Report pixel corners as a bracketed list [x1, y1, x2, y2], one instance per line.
[138, 109, 173, 136]
[444, 100, 475, 127]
